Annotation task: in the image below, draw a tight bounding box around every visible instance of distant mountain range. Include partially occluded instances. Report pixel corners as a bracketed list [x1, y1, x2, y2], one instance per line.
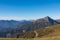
[0, 16, 59, 28]
[0, 20, 31, 28]
[0, 16, 60, 38]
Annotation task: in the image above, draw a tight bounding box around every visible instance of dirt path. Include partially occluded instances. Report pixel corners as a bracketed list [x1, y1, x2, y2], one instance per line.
[34, 31, 38, 37]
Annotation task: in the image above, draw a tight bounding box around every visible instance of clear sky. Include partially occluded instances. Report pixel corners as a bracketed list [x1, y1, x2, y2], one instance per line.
[0, 0, 60, 20]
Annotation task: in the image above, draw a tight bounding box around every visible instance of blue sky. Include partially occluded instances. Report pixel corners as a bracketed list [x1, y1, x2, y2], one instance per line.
[0, 0, 60, 20]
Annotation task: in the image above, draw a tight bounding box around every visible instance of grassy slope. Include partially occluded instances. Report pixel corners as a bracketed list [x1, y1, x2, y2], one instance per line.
[41, 24, 60, 37]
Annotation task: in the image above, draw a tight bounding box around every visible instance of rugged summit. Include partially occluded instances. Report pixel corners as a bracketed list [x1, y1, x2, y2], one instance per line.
[20, 16, 60, 31]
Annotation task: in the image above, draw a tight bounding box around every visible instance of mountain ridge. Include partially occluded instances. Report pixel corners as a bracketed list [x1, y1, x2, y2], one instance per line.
[0, 16, 60, 38]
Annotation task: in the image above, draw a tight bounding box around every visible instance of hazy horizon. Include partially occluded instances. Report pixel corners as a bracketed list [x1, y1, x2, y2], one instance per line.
[0, 0, 60, 20]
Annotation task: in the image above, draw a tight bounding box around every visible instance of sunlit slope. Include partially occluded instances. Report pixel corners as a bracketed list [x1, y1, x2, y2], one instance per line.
[34, 24, 60, 38]
[42, 24, 60, 37]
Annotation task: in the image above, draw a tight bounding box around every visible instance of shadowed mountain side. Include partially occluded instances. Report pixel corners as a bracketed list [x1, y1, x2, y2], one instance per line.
[0, 20, 31, 38]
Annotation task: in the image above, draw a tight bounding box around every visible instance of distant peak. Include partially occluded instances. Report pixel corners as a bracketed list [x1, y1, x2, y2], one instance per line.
[43, 16, 53, 22]
[45, 16, 50, 18]
[44, 16, 51, 20]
